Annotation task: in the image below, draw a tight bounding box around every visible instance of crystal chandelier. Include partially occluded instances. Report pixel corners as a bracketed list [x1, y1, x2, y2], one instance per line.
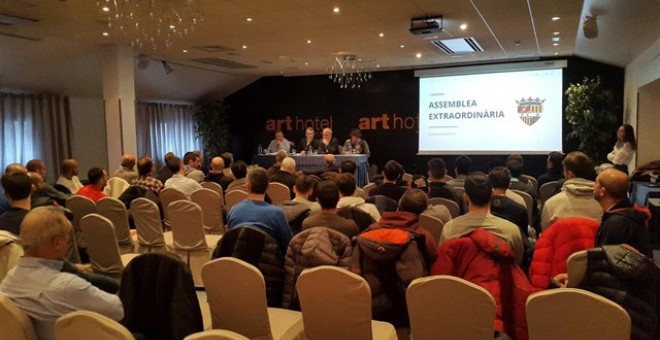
[328, 54, 373, 89]
[97, 0, 204, 50]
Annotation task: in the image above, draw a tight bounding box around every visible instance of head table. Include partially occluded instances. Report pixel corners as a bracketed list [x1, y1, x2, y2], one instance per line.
[251, 154, 370, 187]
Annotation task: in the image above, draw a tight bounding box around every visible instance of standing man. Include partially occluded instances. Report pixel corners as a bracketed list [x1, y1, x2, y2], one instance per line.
[267, 130, 292, 153]
[319, 128, 339, 154]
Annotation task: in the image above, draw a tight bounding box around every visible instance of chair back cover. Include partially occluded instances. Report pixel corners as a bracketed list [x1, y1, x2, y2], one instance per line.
[0, 231, 23, 283]
[354, 187, 367, 199]
[160, 188, 188, 225]
[510, 189, 533, 223]
[104, 177, 131, 199]
[539, 181, 559, 203]
[168, 200, 208, 251]
[566, 250, 588, 288]
[337, 206, 375, 232]
[526, 288, 631, 340]
[417, 214, 445, 245]
[0, 294, 38, 340]
[365, 195, 398, 214]
[129, 198, 166, 252]
[453, 186, 465, 200]
[225, 190, 248, 213]
[80, 214, 124, 276]
[296, 266, 375, 340]
[266, 182, 290, 205]
[520, 174, 538, 193]
[96, 197, 134, 253]
[407, 276, 495, 340]
[184, 330, 250, 340]
[428, 197, 460, 218]
[201, 257, 272, 339]
[66, 195, 97, 250]
[201, 181, 224, 199]
[54, 311, 133, 340]
[191, 188, 225, 234]
[362, 182, 376, 196]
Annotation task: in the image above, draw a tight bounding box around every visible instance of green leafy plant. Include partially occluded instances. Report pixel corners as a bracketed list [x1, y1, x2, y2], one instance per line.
[193, 100, 230, 157]
[565, 76, 619, 164]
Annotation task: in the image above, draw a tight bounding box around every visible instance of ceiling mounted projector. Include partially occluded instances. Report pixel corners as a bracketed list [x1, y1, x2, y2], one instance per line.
[409, 16, 443, 35]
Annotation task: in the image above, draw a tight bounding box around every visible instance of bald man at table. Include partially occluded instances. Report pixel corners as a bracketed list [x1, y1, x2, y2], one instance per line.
[318, 128, 339, 154]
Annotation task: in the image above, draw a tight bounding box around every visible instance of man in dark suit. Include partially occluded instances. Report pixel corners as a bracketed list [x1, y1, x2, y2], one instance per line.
[299, 127, 318, 154]
[318, 128, 339, 154]
[269, 157, 297, 198]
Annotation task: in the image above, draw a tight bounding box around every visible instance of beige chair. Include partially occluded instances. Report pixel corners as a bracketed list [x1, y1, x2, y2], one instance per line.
[201, 181, 224, 198]
[453, 186, 465, 200]
[80, 214, 138, 278]
[526, 288, 631, 340]
[510, 189, 533, 222]
[160, 187, 188, 228]
[103, 177, 131, 199]
[0, 294, 38, 340]
[201, 258, 304, 340]
[539, 181, 559, 203]
[429, 197, 460, 218]
[296, 266, 397, 340]
[354, 186, 367, 199]
[225, 190, 248, 213]
[520, 174, 538, 193]
[266, 182, 290, 205]
[402, 173, 413, 185]
[192, 188, 225, 234]
[407, 276, 495, 340]
[443, 174, 454, 181]
[66, 195, 97, 254]
[129, 198, 167, 253]
[417, 214, 444, 245]
[168, 200, 221, 287]
[54, 311, 133, 340]
[566, 250, 588, 288]
[96, 197, 135, 254]
[0, 231, 23, 282]
[185, 330, 250, 340]
[362, 183, 376, 197]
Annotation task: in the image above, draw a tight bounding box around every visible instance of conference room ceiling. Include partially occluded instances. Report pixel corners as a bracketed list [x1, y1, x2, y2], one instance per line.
[0, 0, 658, 100]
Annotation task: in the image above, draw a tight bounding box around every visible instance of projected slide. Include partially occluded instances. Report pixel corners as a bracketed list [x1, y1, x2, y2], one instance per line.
[418, 68, 563, 155]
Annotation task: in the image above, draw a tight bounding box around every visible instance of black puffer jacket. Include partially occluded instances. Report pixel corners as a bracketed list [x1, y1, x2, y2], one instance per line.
[213, 226, 285, 307]
[595, 199, 652, 258]
[577, 245, 660, 340]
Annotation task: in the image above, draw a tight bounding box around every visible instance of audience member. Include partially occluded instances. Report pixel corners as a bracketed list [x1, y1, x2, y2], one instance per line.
[506, 158, 535, 197]
[342, 128, 370, 155]
[537, 151, 565, 193]
[156, 152, 176, 184]
[540, 151, 601, 230]
[227, 166, 292, 252]
[447, 155, 471, 188]
[292, 174, 321, 214]
[112, 154, 138, 183]
[318, 128, 339, 154]
[163, 157, 202, 199]
[269, 157, 297, 198]
[339, 160, 357, 175]
[320, 154, 340, 175]
[0, 207, 124, 340]
[266, 130, 292, 153]
[302, 181, 359, 238]
[607, 124, 636, 174]
[267, 150, 288, 177]
[26, 159, 70, 205]
[130, 156, 163, 194]
[55, 159, 83, 194]
[27, 172, 58, 208]
[440, 173, 524, 264]
[226, 161, 248, 192]
[369, 160, 407, 202]
[0, 163, 28, 214]
[489, 167, 529, 241]
[220, 152, 235, 180]
[299, 127, 318, 154]
[427, 157, 464, 212]
[593, 168, 652, 257]
[76, 167, 108, 202]
[204, 157, 233, 191]
[336, 173, 381, 221]
[183, 151, 204, 183]
[0, 172, 32, 235]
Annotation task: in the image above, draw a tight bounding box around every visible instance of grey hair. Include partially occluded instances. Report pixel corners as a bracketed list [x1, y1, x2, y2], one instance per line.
[20, 206, 71, 253]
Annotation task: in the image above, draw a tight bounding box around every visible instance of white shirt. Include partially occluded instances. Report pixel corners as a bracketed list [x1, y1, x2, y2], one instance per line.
[337, 196, 381, 221]
[164, 174, 203, 199]
[607, 142, 635, 166]
[55, 176, 83, 194]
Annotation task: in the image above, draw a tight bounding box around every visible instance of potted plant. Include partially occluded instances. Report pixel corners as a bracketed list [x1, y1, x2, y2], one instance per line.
[193, 100, 230, 157]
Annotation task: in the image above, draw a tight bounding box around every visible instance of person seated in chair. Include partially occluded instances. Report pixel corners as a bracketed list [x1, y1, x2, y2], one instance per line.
[302, 181, 359, 238]
[342, 128, 370, 155]
[299, 127, 318, 154]
[26, 159, 70, 205]
[368, 160, 407, 202]
[163, 157, 202, 199]
[204, 157, 233, 192]
[336, 173, 380, 222]
[269, 157, 297, 198]
[266, 130, 292, 153]
[55, 159, 83, 194]
[318, 128, 339, 154]
[76, 167, 108, 202]
[112, 154, 138, 183]
[0, 172, 32, 236]
[130, 156, 164, 195]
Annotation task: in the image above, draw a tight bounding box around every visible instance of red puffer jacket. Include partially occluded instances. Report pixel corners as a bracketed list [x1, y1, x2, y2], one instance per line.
[528, 217, 599, 290]
[432, 228, 533, 340]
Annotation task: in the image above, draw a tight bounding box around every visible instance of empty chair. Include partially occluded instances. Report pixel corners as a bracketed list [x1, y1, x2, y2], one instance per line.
[407, 276, 495, 340]
[225, 190, 248, 214]
[539, 181, 559, 203]
[365, 195, 398, 214]
[453, 186, 465, 199]
[54, 311, 133, 340]
[0, 294, 38, 340]
[266, 182, 290, 205]
[96, 197, 135, 254]
[80, 214, 138, 278]
[417, 214, 444, 245]
[201, 257, 303, 340]
[362, 182, 376, 196]
[510, 189, 533, 223]
[201, 181, 224, 198]
[566, 250, 588, 288]
[103, 177, 131, 199]
[296, 266, 397, 340]
[185, 330, 250, 340]
[66, 195, 97, 256]
[192, 188, 225, 234]
[129, 198, 167, 253]
[160, 187, 188, 227]
[429, 197, 460, 218]
[526, 288, 631, 340]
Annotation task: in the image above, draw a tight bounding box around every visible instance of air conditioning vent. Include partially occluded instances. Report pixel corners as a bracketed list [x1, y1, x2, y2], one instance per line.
[190, 57, 256, 69]
[193, 45, 235, 53]
[431, 37, 483, 54]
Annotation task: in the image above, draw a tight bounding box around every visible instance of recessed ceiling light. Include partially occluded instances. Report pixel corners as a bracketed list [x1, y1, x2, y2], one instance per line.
[102, 32, 109, 37]
[416, 53, 422, 58]
[307, 39, 311, 44]
[553, 42, 559, 46]
[304, 62, 309, 66]
[333, 6, 340, 14]
[554, 52, 559, 55]
[102, 6, 110, 12]
[551, 16, 561, 21]
[459, 23, 468, 30]
[182, 49, 188, 53]
[376, 64, 380, 68]
[246, 17, 253, 22]
[242, 45, 247, 49]
[400, 44, 405, 48]
[379, 32, 384, 38]
[553, 31, 560, 36]
[169, 24, 175, 29]
[552, 37, 560, 42]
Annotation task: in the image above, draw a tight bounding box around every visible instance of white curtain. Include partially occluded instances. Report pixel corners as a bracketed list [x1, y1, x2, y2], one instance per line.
[135, 102, 201, 167]
[0, 93, 72, 182]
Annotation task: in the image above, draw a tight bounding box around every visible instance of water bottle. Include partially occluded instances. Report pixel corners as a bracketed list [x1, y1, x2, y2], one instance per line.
[257, 144, 263, 155]
[349, 145, 353, 154]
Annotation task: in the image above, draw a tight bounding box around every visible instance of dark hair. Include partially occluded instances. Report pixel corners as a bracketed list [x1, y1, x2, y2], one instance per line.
[383, 160, 403, 181]
[25, 159, 44, 173]
[340, 160, 357, 175]
[487, 159, 505, 170]
[163, 152, 175, 164]
[336, 173, 356, 196]
[454, 155, 472, 175]
[488, 167, 511, 190]
[505, 159, 523, 178]
[231, 160, 247, 179]
[399, 189, 428, 215]
[137, 157, 153, 177]
[622, 124, 637, 150]
[275, 129, 284, 135]
[507, 154, 523, 165]
[563, 151, 596, 180]
[87, 167, 105, 185]
[464, 173, 492, 207]
[247, 167, 269, 194]
[1, 172, 32, 200]
[427, 158, 447, 179]
[183, 151, 198, 165]
[349, 128, 362, 139]
[166, 157, 182, 174]
[221, 152, 234, 167]
[295, 174, 316, 195]
[275, 150, 287, 163]
[316, 181, 340, 209]
[547, 152, 564, 169]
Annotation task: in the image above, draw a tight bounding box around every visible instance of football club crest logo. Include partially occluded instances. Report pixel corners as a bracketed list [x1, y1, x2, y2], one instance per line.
[516, 97, 545, 126]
